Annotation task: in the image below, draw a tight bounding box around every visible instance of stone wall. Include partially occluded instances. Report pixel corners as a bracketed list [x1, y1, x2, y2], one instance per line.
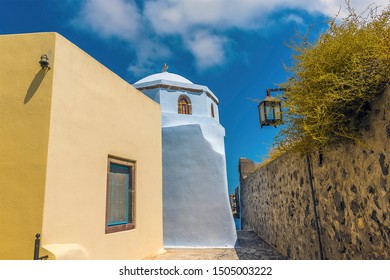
[240, 86, 390, 259]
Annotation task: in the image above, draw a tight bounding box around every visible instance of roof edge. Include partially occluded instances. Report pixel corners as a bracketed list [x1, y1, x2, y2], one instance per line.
[134, 80, 219, 104]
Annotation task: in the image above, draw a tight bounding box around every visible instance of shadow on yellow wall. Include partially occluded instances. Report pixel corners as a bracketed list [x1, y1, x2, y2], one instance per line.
[25, 68, 49, 104]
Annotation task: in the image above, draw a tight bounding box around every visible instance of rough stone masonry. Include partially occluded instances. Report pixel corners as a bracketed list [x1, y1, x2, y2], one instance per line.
[239, 86, 390, 260]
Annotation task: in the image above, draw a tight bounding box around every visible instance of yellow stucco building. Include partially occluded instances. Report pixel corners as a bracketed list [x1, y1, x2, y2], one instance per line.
[0, 32, 163, 259]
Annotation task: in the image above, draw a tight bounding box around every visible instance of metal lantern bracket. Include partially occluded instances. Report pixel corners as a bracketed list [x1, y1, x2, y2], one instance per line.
[266, 88, 286, 96]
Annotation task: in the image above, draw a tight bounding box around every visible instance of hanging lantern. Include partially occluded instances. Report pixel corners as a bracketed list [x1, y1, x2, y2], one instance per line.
[258, 88, 283, 128]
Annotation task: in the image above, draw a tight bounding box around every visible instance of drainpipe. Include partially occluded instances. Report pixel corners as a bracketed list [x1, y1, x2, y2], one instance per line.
[306, 154, 324, 260]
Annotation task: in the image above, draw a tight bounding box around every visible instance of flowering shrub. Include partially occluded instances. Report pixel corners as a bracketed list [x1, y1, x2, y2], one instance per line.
[276, 3, 390, 153]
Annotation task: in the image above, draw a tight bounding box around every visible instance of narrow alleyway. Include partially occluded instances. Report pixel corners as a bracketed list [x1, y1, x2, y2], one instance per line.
[234, 231, 288, 260]
[146, 231, 288, 260]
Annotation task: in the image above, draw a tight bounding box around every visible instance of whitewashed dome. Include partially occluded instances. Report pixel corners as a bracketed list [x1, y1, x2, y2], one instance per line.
[135, 71, 193, 84]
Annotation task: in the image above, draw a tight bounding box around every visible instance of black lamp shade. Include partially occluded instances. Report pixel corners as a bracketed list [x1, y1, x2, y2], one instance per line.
[39, 54, 49, 68]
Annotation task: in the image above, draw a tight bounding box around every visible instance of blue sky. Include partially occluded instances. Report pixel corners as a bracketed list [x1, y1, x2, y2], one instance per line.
[0, 0, 387, 193]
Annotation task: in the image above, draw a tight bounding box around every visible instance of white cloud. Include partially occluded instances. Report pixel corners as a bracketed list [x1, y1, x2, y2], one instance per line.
[282, 14, 305, 25]
[299, 0, 389, 18]
[144, 0, 389, 35]
[184, 31, 228, 69]
[73, 0, 389, 75]
[143, 0, 269, 34]
[75, 0, 141, 40]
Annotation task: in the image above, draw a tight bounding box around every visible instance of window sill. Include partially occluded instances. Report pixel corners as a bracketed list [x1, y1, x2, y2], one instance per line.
[105, 223, 135, 234]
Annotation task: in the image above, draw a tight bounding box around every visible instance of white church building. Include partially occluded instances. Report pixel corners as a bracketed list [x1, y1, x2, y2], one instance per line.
[134, 68, 237, 248]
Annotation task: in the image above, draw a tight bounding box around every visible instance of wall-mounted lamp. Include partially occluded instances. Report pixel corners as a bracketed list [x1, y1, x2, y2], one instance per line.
[258, 88, 285, 128]
[39, 54, 50, 69]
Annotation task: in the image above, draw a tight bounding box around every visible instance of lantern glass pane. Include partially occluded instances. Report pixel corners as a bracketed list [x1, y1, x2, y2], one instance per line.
[266, 102, 275, 121]
[259, 102, 265, 124]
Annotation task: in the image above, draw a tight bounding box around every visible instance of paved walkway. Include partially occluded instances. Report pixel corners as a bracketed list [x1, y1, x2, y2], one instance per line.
[146, 231, 288, 260]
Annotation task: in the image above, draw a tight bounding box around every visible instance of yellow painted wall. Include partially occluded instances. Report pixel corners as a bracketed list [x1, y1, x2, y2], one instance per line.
[41, 34, 163, 259]
[0, 33, 56, 259]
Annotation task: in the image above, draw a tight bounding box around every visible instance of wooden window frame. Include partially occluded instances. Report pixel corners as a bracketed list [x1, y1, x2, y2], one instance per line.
[178, 95, 192, 115]
[211, 103, 215, 118]
[105, 157, 136, 234]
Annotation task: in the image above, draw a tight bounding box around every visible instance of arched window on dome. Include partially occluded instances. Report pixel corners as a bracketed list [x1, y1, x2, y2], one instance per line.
[178, 95, 192, 115]
[211, 103, 215, 118]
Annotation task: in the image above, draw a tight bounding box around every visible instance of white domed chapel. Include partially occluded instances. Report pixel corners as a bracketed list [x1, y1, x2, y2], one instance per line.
[134, 68, 236, 247]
